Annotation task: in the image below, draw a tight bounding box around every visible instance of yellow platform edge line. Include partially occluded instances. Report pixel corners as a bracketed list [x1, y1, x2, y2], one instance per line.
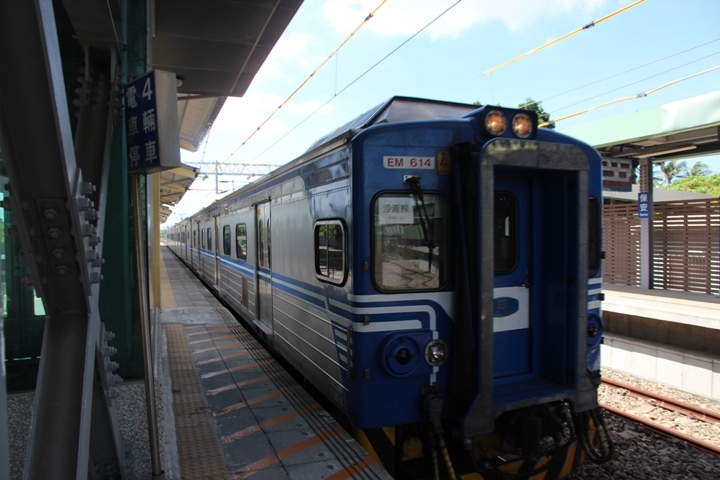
[159, 251, 177, 309]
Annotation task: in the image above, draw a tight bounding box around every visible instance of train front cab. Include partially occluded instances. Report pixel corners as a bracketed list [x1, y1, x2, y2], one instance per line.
[453, 112, 612, 478]
[351, 105, 612, 479]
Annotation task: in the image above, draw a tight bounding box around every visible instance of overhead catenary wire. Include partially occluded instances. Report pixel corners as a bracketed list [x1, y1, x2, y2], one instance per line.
[520, 37, 720, 111]
[538, 64, 720, 127]
[550, 50, 720, 114]
[249, 0, 464, 163]
[483, 0, 645, 76]
[221, 0, 389, 166]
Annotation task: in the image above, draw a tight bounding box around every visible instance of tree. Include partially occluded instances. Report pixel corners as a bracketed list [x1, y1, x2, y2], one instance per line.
[656, 160, 688, 185]
[666, 173, 720, 197]
[518, 98, 554, 129]
[689, 161, 711, 176]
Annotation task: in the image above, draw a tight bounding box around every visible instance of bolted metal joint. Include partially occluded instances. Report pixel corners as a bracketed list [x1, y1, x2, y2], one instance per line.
[77, 197, 94, 211]
[88, 235, 102, 247]
[42, 207, 58, 220]
[85, 208, 99, 221]
[80, 181, 96, 196]
[82, 224, 97, 237]
[47, 226, 62, 239]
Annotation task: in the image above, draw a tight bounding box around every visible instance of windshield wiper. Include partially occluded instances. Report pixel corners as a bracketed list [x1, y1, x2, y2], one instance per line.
[404, 175, 435, 272]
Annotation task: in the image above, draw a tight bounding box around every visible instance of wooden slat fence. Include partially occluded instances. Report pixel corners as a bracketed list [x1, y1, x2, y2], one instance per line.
[603, 203, 641, 286]
[603, 198, 720, 295]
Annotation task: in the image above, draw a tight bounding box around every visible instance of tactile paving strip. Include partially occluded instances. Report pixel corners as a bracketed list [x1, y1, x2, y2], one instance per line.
[166, 323, 230, 479]
[159, 252, 177, 309]
[160, 248, 391, 479]
[189, 317, 390, 480]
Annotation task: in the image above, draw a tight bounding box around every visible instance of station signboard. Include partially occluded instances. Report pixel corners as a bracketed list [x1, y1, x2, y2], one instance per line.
[638, 192, 650, 218]
[125, 70, 181, 174]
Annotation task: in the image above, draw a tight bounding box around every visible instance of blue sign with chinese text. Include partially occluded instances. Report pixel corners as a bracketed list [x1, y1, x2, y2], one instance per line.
[638, 192, 650, 218]
[125, 70, 180, 174]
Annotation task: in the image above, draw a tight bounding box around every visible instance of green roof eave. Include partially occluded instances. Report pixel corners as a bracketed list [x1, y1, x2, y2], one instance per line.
[560, 90, 720, 148]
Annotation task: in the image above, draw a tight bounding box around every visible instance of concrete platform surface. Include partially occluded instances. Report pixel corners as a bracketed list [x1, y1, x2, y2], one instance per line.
[602, 283, 720, 330]
[159, 248, 391, 480]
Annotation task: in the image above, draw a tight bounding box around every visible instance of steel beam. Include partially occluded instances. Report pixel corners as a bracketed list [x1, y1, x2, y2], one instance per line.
[0, 1, 124, 478]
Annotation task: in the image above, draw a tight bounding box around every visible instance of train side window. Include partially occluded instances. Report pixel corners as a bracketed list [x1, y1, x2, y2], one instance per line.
[223, 225, 231, 255]
[314, 220, 346, 285]
[207, 228, 212, 251]
[372, 193, 447, 291]
[494, 193, 518, 275]
[193, 230, 197, 247]
[589, 197, 601, 277]
[236, 223, 247, 261]
[201, 229, 206, 248]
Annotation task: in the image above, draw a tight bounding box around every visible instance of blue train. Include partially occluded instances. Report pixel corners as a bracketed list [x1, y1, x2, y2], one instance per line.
[167, 97, 613, 479]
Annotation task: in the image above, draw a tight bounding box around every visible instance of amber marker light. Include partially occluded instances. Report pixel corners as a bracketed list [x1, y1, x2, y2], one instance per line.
[512, 113, 533, 138]
[485, 110, 506, 136]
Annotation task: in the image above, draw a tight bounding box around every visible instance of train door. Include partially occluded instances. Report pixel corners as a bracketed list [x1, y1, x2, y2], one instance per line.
[255, 201, 273, 337]
[493, 176, 531, 378]
[214, 216, 220, 286]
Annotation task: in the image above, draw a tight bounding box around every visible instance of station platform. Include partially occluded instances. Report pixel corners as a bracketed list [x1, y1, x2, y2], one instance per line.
[158, 248, 391, 479]
[601, 283, 720, 401]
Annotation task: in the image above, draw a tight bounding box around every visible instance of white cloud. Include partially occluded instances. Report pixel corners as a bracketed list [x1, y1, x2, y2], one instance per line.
[200, 92, 334, 165]
[252, 32, 330, 82]
[321, 0, 609, 39]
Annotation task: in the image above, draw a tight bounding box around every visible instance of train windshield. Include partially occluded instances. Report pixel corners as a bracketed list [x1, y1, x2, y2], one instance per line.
[373, 193, 447, 291]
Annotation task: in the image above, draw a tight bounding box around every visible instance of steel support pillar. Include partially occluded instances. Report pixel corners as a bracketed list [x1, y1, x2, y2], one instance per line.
[1, 264, 8, 480]
[0, 1, 125, 478]
[639, 158, 654, 289]
[133, 176, 164, 477]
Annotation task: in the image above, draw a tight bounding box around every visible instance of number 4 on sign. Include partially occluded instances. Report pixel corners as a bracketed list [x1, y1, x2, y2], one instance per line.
[142, 77, 153, 101]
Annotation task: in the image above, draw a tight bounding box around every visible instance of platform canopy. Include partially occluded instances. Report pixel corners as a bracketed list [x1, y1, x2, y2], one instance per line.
[562, 90, 720, 161]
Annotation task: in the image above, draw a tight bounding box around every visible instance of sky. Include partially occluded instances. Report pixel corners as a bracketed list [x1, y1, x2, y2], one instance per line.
[168, 0, 720, 224]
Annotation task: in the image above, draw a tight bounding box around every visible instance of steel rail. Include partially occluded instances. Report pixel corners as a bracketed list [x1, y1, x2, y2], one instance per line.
[603, 378, 720, 423]
[601, 403, 720, 457]
[601, 378, 720, 457]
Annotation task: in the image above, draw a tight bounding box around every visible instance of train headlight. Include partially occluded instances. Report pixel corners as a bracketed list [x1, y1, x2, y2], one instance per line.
[512, 113, 533, 138]
[485, 110, 506, 136]
[425, 340, 448, 367]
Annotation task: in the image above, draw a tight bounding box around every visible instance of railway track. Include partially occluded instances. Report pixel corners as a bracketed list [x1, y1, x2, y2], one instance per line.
[600, 377, 720, 457]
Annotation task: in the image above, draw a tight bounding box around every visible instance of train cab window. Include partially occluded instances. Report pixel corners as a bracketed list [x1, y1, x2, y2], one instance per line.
[236, 223, 247, 261]
[373, 193, 447, 291]
[223, 225, 231, 255]
[589, 197, 601, 277]
[494, 193, 518, 275]
[207, 228, 212, 251]
[314, 221, 346, 284]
